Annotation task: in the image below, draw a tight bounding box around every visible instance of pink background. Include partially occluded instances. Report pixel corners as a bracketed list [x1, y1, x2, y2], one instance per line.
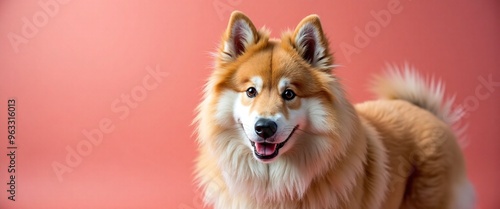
[0, 0, 499, 208]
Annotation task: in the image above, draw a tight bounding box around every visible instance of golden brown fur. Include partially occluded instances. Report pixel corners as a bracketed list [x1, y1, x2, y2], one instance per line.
[194, 11, 474, 209]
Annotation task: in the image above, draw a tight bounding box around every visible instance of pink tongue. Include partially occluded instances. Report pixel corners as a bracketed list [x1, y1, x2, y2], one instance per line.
[255, 143, 277, 156]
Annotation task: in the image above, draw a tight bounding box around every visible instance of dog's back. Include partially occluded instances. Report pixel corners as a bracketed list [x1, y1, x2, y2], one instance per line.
[355, 65, 475, 209]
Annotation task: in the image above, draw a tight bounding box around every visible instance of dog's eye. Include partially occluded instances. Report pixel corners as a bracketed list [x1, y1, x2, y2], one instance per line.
[282, 89, 296, 100]
[246, 87, 257, 98]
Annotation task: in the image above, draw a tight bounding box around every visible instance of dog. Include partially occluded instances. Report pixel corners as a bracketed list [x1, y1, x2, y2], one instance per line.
[194, 11, 475, 209]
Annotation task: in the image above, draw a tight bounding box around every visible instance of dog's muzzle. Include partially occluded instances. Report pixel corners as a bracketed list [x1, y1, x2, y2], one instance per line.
[250, 124, 298, 160]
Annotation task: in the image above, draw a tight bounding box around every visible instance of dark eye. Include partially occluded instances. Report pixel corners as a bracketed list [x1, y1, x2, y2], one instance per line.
[282, 89, 296, 100]
[246, 87, 257, 98]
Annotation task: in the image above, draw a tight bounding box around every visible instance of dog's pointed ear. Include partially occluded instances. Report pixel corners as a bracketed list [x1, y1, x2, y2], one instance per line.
[292, 15, 332, 70]
[220, 11, 259, 61]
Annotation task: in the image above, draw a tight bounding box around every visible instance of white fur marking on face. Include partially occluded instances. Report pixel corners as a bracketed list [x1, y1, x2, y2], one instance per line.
[302, 98, 330, 133]
[275, 104, 308, 155]
[250, 76, 263, 93]
[278, 78, 290, 92]
[216, 91, 238, 127]
[233, 90, 259, 142]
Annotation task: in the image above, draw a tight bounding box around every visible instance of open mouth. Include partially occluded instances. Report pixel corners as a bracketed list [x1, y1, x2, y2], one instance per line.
[250, 125, 298, 160]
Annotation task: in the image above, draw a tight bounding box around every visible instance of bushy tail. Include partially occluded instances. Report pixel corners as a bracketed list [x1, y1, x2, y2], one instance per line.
[371, 63, 465, 136]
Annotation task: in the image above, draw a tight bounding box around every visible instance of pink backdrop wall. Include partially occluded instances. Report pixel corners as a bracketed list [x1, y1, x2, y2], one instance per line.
[0, 0, 499, 208]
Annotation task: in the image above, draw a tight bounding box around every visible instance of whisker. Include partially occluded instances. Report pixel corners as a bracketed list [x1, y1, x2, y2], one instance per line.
[295, 128, 315, 136]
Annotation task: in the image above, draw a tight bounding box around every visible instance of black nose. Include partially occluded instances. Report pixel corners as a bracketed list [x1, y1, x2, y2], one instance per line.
[254, 119, 277, 139]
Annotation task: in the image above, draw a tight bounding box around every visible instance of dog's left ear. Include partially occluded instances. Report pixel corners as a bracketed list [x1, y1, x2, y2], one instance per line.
[292, 15, 332, 70]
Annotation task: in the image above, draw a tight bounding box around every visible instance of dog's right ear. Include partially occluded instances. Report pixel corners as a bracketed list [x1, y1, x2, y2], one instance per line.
[219, 11, 259, 62]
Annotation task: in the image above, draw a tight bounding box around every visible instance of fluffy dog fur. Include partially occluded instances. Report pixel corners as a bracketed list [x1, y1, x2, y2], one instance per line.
[194, 11, 475, 209]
